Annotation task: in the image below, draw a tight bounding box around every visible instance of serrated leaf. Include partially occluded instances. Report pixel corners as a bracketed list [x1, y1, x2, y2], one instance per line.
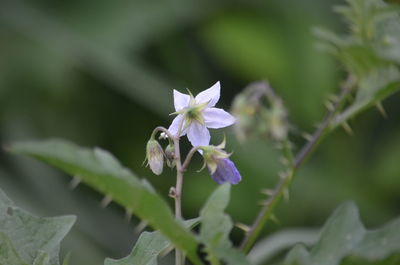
[0, 188, 75, 265]
[104, 218, 200, 265]
[8, 139, 202, 265]
[284, 202, 400, 265]
[199, 184, 251, 265]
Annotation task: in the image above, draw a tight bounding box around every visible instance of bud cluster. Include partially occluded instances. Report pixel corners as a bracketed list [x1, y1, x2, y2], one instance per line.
[145, 135, 176, 176]
[231, 81, 288, 142]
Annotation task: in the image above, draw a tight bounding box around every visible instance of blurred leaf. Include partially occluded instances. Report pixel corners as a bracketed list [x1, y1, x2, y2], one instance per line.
[61, 253, 70, 265]
[284, 202, 400, 265]
[332, 66, 400, 128]
[199, 184, 251, 265]
[33, 252, 50, 265]
[104, 218, 200, 265]
[372, 6, 400, 64]
[316, 0, 400, 128]
[0, 188, 75, 265]
[200, 184, 232, 249]
[342, 253, 400, 265]
[248, 228, 319, 265]
[352, 216, 400, 260]
[0, 233, 28, 265]
[8, 139, 203, 265]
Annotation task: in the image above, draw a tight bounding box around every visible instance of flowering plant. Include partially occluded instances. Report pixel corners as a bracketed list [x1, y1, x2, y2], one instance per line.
[3, 1, 400, 265]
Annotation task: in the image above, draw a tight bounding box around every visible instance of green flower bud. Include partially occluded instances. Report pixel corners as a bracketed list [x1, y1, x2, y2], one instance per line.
[164, 144, 176, 168]
[145, 139, 164, 175]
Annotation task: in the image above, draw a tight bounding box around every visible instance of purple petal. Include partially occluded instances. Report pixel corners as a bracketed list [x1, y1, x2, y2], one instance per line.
[167, 115, 187, 137]
[211, 158, 242, 185]
[173, 89, 190, 111]
[203, 108, 236, 129]
[195, 81, 220, 107]
[187, 122, 210, 147]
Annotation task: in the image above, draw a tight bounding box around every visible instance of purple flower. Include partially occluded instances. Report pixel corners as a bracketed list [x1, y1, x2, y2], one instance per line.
[167, 81, 236, 147]
[210, 158, 242, 185]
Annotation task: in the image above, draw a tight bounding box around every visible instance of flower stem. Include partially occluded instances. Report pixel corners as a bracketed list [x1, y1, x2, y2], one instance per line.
[181, 146, 202, 171]
[151, 125, 187, 265]
[173, 120, 186, 265]
[240, 75, 355, 253]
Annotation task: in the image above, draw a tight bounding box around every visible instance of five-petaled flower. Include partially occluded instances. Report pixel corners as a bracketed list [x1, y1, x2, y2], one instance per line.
[167, 81, 235, 147]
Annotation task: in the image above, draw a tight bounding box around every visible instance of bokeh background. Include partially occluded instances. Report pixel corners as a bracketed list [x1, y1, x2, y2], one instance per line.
[1, 0, 400, 264]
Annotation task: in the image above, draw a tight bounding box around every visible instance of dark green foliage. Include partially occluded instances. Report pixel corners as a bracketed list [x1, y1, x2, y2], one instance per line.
[8, 139, 203, 265]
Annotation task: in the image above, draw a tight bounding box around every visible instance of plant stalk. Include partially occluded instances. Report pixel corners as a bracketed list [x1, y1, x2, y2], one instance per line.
[173, 121, 186, 265]
[240, 75, 355, 253]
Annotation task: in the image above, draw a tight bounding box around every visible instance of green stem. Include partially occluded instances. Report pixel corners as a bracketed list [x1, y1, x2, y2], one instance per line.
[240, 75, 355, 253]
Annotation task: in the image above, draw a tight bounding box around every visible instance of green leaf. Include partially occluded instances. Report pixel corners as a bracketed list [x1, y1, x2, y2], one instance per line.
[0, 233, 28, 265]
[248, 228, 319, 265]
[33, 252, 50, 265]
[104, 218, 200, 265]
[0, 188, 75, 265]
[61, 253, 70, 265]
[199, 184, 251, 265]
[284, 202, 400, 265]
[352, 217, 400, 260]
[200, 184, 232, 249]
[8, 139, 202, 265]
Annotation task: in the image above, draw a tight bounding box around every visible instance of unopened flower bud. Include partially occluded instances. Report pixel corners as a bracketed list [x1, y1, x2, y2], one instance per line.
[211, 158, 241, 185]
[268, 100, 288, 141]
[200, 139, 242, 185]
[145, 139, 164, 175]
[231, 81, 289, 142]
[164, 144, 176, 168]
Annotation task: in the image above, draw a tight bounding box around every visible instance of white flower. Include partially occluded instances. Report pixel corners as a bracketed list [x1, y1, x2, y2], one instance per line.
[167, 81, 235, 147]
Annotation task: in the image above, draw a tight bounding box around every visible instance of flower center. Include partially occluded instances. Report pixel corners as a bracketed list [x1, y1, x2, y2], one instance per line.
[183, 102, 208, 125]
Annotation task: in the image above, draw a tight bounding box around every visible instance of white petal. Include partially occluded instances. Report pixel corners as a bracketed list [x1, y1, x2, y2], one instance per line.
[173, 89, 190, 111]
[203, 108, 236, 128]
[195, 81, 220, 107]
[167, 115, 187, 137]
[187, 122, 210, 147]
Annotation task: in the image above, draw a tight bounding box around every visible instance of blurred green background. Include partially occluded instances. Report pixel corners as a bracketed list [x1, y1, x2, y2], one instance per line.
[1, 0, 400, 264]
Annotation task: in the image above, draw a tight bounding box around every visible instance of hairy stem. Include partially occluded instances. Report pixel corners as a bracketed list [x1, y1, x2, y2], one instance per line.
[240, 75, 355, 253]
